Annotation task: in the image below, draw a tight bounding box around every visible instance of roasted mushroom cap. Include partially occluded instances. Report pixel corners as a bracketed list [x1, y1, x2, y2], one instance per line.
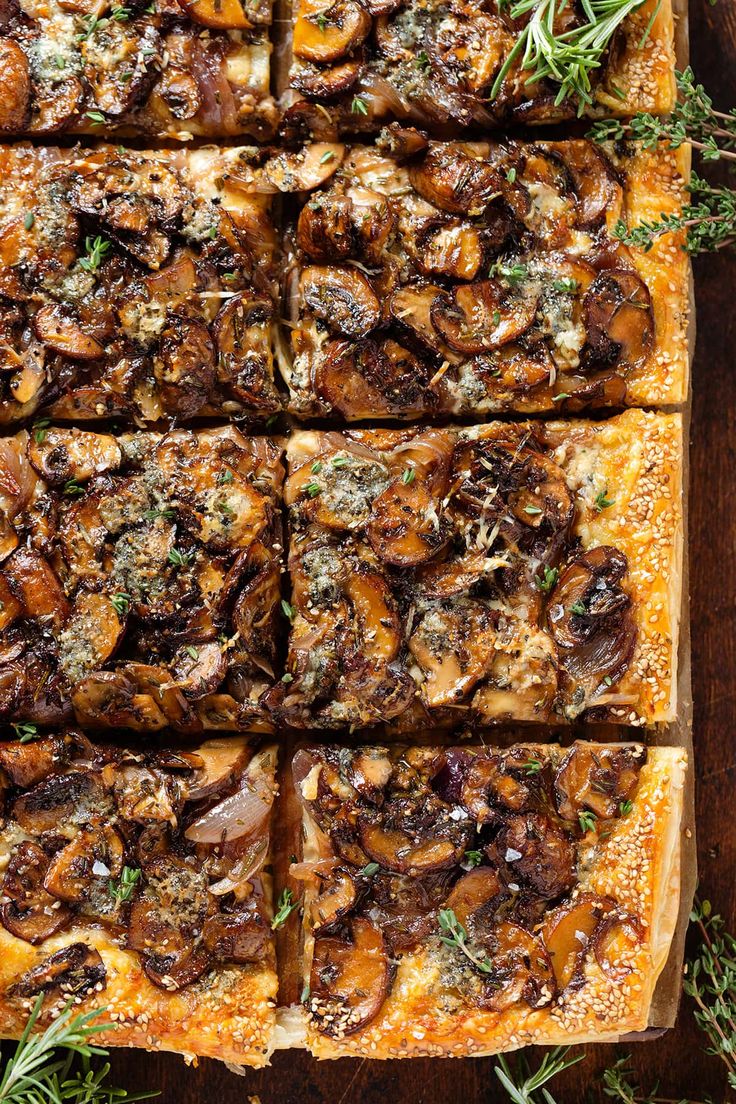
[202, 905, 271, 963]
[409, 145, 505, 217]
[310, 918, 390, 1036]
[310, 867, 358, 932]
[0, 39, 31, 132]
[1, 841, 73, 944]
[409, 600, 497, 708]
[358, 794, 470, 875]
[444, 867, 506, 934]
[583, 269, 654, 373]
[548, 545, 636, 713]
[12, 943, 107, 998]
[431, 280, 538, 354]
[293, 0, 372, 63]
[479, 922, 555, 1012]
[495, 812, 575, 900]
[542, 893, 618, 989]
[300, 265, 380, 337]
[554, 743, 645, 821]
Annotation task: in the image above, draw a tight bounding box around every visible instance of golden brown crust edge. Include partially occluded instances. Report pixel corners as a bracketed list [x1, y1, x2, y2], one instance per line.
[286, 745, 687, 1060]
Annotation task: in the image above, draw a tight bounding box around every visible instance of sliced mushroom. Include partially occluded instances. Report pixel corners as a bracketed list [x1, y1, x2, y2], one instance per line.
[202, 905, 270, 962]
[113, 764, 182, 824]
[230, 144, 344, 194]
[82, 21, 160, 117]
[0, 734, 65, 788]
[170, 642, 227, 700]
[12, 943, 106, 997]
[300, 265, 380, 337]
[480, 922, 555, 1011]
[542, 894, 616, 990]
[458, 751, 537, 822]
[3, 546, 69, 629]
[311, 867, 358, 933]
[156, 315, 216, 418]
[28, 428, 122, 486]
[188, 736, 252, 801]
[178, 0, 252, 27]
[33, 304, 104, 360]
[43, 824, 124, 902]
[426, 9, 509, 94]
[417, 221, 484, 282]
[58, 592, 125, 686]
[409, 145, 504, 216]
[314, 338, 432, 419]
[409, 601, 497, 707]
[431, 280, 538, 354]
[310, 918, 390, 1036]
[12, 770, 106, 834]
[359, 809, 468, 875]
[71, 670, 168, 732]
[30, 77, 83, 134]
[344, 747, 392, 801]
[444, 867, 506, 934]
[591, 910, 645, 982]
[495, 812, 575, 900]
[292, 56, 364, 98]
[0, 574, 22, 630]
[1, 841, 73, 944]
[554, 743, 645, 822]
[548, 546, 636, 712]
[583, 269, 654, 373]
[544, 141, 620, 228]
[346, 568, 401, 664]
[127, 858, 211, 990]
[297, 193, 355, 260]
[213, 293, 278, 411]
[293, 0, 372, 63]
[0, 39, 30, 132]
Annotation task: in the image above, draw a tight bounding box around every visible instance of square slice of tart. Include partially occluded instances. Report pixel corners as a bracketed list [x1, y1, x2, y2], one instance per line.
[0, 425, 284, 732]
[285, 740, 687, 1059]
[0, 0, 276, 140]
[280, 137, 689, 419]
[284, 0, 675, 137]
[0, 733, 279, 1066]
[269, 410, 683, 730]
[0, 143, 291, 428]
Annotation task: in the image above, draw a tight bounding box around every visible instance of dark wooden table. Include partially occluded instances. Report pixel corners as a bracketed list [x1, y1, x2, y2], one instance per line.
[109, 5, 736, 1099]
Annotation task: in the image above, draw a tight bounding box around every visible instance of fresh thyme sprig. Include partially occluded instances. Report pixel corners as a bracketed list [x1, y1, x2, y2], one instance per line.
[490, 0, 654, 114]
[0, 996, 156, 1104]
[437, 908, 494, 974]
[271, 888, 299, 930]
[494, 1046, 584, 1104]
[590, 68, 736, 254]
[683, 899, 736, 1090]
[601, 1055, 714, 1103]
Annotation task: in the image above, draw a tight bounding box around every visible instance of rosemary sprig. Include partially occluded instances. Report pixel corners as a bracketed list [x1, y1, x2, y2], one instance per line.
[490, 0, 653, 114]
[590, 68, 736, 254]
[0, 996, 156, 1104]
[494, 1046, 584, 1104]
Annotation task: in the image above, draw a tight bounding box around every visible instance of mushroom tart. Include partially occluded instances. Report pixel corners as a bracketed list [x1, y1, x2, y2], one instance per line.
[0, 424, 284, 732]
[0, 143, 323, 427]
[269, 410, 682, 729]
[281, 137, 689, 418]
[286, 740, 686, 1059]
[0, 0, 276, 140]
[284, 0, 675, 136]
[0, 732, 279, 1066]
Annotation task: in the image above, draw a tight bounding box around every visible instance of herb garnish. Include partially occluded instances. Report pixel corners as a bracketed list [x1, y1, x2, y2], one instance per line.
[271, 888, 298, 929]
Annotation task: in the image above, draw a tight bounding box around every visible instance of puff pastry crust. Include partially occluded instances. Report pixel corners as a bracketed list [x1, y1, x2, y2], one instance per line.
[0, 2, 276, 140]
[284, 740, 687, 1060]
[281, 139, 689, 419]
[0, 425, 284, 731]
[0, 734, 279, 1066]
[285, 0, 675, 134]
[271, 410, 682, 730]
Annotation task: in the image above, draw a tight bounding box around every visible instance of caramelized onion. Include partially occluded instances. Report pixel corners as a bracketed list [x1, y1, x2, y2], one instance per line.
[185, 780, 271, 843]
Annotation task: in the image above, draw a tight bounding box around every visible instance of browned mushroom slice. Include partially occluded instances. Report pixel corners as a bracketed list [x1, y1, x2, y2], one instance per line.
[444, 867, 506, 934]
[156, 315, 216, 418]
[311, 868, 358, 933]
[583, 269, 654, 373]
[427, 9, 509, 94]
[544, 141, 620, 228]
[480, 922, 555, 1011]
[71, 156, 186, 225]
[409, 146, 505, 216]
[13, 943, 107, 998]
[82, 22, 160, 117]
[496, 812, 575, 899]
[170, 642, 227, 700]
[0, 574, 22, 631]
[3, 546, 69, 630]
[506, 452, 574, 534]
[28, 428, 121, 486]
[591, 909, 645, 982]
[280, 101, 340, 145]
[287, 446, 389, 529]
[297, 193, 355, 261]
[0, 734, 65, 788]
[314, 338, 431, 419]
[344, 748, 392, 800]
[548, 546, 636, 710]
[0, 39, 30, 131]
[458, 751, 537, 822]
[542, 893, 616, 989]
[409, 601, 497, 707]
[213, 293, 277, 410]
[178, 0, 252, 27]
[431, 280, 537, 354]
[300, 265, 380, 337]
[230, 145, 344, 194]
[346, 569, 401, 664]
[142, 944, 212, 990]
[554, 743, 645, 822]
[310, 919, 390, 1036]
[388, 283, 462, 362]
[202, 905, 270, 962]
[12, 770, 106, 834]
[71, 670, 169, 732]
[366, 475, 449, 567]
[58, 493, 108, 583]
[33, 304, 104, 360]
[43, 824, 125, 902]
[1, 841, 73, 944]
[29, 77, 84, 134]
[294, 0, 371, 63]
[417, 221, 484, 282]
[58, 592, 125, 686]
[188, 737, 252, 800]
[359, 814, 467, 875]
[293, 56, 364, 98]
[128, 858, 211, 990]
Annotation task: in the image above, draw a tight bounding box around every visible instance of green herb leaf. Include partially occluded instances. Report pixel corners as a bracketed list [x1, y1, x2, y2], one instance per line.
[578, 810, 597, 833]
[594, 488, 616, 511]
[463, 850, 483, 868]
[11, 722, 39, 744]
[108, 865, 141, 904]
[402, 466, 416, 485]
[110, 593, 131, 616]
[271, 888, 299, 929]
[535, 565, 559, 593]
[281, 599, 295, 620]
[361, 862, 380, 876]
[351, 96, 368, 115]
